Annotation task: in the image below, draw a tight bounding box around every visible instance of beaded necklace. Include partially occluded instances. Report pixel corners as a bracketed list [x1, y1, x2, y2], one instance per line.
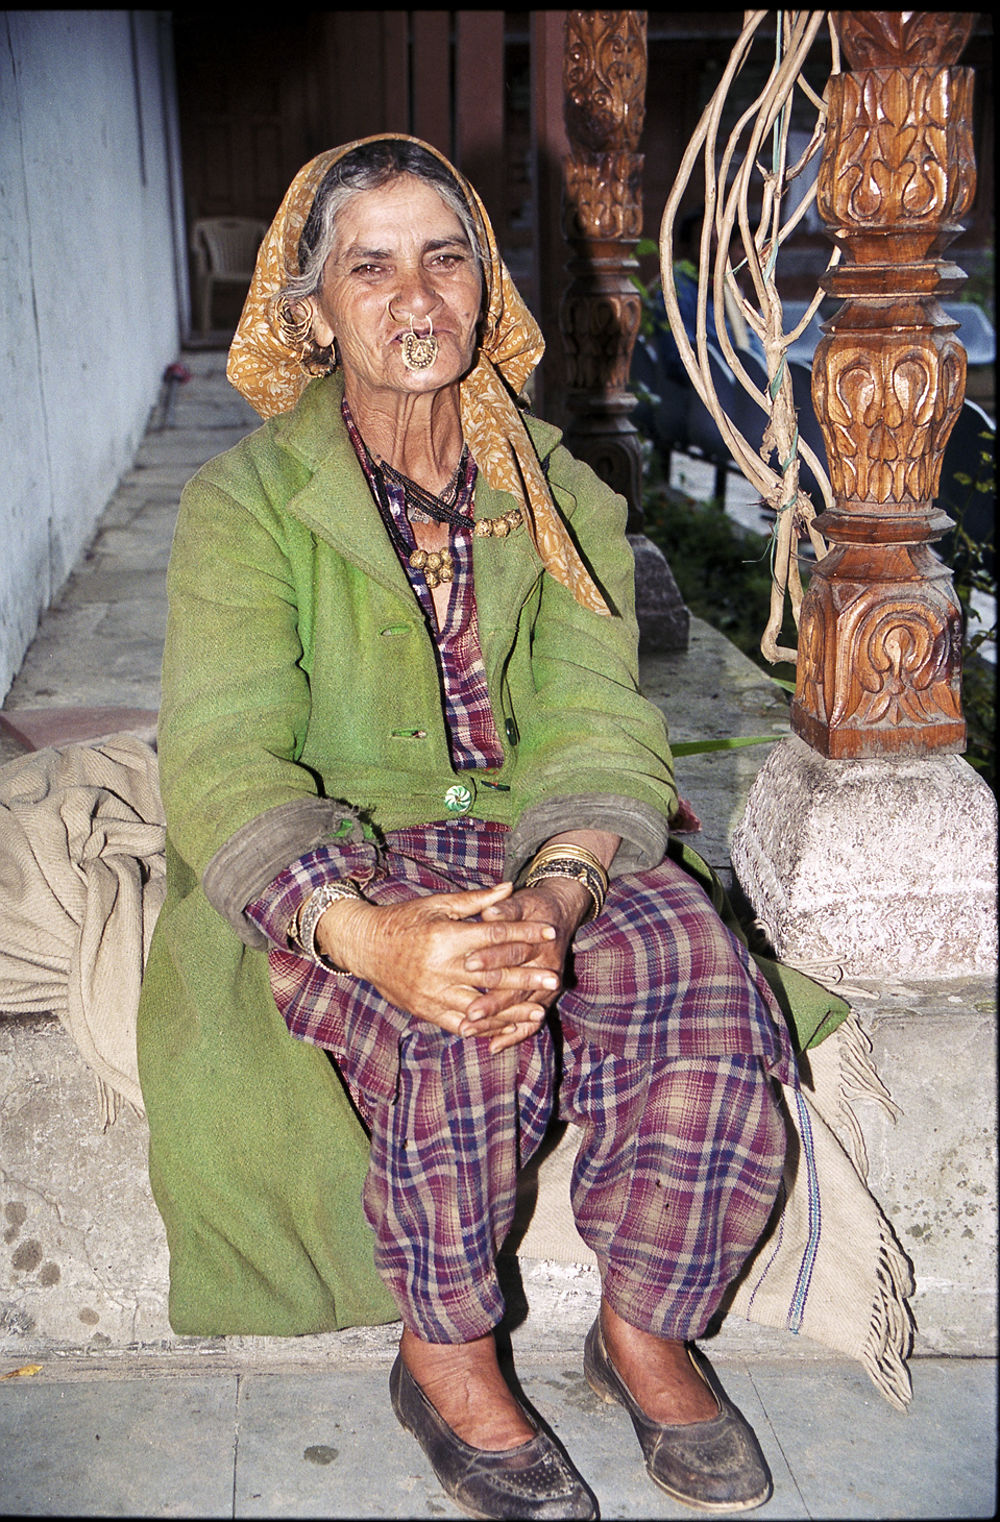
[367, 447, 476, 589]
[348, 403, 527, 589]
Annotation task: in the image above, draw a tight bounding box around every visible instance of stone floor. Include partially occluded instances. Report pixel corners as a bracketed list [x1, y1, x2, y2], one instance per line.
[0, 1352, 995, 1519]
[1, 350, 996, 1519]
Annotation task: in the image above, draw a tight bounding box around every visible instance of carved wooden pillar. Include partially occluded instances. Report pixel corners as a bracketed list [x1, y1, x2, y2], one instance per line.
[560, 10, 647, 530]
[791, 11, 977, 759]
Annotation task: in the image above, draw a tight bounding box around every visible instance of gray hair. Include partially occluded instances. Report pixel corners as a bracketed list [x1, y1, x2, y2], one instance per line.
[277, 140, 484, 369]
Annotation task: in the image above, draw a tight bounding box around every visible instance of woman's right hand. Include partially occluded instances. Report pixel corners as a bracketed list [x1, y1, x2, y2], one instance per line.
[313, 882, 560, 1039]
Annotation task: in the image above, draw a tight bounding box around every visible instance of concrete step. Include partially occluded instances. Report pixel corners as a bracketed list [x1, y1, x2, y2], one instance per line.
[1, 974, 995, 1363]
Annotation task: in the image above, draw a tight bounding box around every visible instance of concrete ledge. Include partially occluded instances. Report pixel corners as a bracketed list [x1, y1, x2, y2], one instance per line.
[1, 1017, 171, 1353]
[848, 986, 998, 1356]
[2, 981, 995, 1362]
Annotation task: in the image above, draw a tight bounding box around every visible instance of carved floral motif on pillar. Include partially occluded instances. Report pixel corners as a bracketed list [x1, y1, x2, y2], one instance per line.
[791, 11, 977, 758]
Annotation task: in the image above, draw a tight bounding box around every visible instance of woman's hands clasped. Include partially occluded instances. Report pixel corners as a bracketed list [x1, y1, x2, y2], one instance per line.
[314, 880, 587, 1054]
[466, 876, 591, 1051]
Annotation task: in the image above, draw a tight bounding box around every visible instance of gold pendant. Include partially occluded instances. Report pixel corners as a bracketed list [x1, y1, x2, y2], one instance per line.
[409, 546, 454, 584]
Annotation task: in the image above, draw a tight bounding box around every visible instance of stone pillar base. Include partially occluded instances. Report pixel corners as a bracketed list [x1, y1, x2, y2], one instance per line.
[731, 734, 997, 978]
[628, 533, 690, 652]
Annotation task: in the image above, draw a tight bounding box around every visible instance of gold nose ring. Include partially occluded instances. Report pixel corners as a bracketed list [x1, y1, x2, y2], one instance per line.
[401, 313, 438, 371]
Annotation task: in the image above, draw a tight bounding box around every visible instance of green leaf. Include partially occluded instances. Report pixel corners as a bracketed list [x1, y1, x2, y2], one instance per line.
[672, 735, 781, 756]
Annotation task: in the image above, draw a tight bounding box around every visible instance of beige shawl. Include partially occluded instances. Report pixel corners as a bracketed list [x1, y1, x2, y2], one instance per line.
[0, 735, 164, 1126]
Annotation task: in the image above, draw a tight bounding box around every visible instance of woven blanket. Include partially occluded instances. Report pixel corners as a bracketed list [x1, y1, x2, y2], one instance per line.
[0, 736, 913, 1406]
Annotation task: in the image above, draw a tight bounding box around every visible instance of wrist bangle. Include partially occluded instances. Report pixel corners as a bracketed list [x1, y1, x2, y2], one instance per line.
[290, 880, 364, 973]
[525, 843, 609, 914]
[527, 842, 610, 885]
[524, 856, 607, 922]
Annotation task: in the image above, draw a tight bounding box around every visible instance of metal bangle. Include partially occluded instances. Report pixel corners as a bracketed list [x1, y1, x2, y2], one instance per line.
[527, 842, 609, 892]
[523, 859, 606, 922]
[291, 879, 364, 973]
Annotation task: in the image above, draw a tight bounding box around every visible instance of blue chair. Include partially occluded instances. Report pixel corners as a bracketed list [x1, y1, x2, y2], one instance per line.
[684, 343, 745, 501]
[941, 304, 996, 369]
[683, 346, 828, 512]
[630, 333, 692, 472]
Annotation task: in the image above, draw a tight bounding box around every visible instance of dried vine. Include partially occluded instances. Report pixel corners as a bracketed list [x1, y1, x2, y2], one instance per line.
[658, 10, 840, 663]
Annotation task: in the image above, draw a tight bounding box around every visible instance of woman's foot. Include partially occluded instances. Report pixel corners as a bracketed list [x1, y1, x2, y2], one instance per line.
[585, 1305, 773, 1512]
[599, 1299, 719, 1424]
[399, 1326, 537, 1450]
[391, 1333, 599, 1519]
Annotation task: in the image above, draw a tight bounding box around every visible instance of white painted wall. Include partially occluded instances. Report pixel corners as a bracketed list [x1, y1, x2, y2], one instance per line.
[0, 10, 186, 699]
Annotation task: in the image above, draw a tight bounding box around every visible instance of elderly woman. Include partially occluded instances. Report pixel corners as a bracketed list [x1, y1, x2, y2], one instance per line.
[137, 135, 800, 1520]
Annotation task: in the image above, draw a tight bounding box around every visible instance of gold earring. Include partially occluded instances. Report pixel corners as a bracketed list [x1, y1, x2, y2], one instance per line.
[277, 299, 337, 375]
[277, 299, 313, 352]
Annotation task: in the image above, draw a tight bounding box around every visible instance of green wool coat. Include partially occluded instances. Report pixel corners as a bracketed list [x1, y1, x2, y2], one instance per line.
[137, 372, 845, 1338]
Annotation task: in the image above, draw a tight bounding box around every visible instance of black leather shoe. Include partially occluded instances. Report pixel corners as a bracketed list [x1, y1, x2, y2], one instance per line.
[389, 1354, 598, 1520]
[583, 1317, 772, 1513]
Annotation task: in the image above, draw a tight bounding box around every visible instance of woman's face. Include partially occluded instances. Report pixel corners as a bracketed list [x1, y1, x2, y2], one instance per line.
[309, 174, 483, 403]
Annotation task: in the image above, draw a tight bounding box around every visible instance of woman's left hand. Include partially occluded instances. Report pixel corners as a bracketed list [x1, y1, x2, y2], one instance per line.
[462, 876, 592, 1053]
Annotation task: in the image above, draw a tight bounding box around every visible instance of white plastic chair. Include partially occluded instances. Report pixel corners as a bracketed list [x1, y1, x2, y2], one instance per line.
[190, 217, 266, 335]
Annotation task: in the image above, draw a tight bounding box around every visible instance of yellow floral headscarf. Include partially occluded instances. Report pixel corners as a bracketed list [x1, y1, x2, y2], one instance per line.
[227, 134, 610, 616]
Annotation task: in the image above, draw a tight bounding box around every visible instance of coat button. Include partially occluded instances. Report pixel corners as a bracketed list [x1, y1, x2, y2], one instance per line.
[444, 783, 474, 815]
[505, 717, 519, 746]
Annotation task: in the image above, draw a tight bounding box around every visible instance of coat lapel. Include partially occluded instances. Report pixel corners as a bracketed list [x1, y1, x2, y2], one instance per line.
[471, 474, 544, 663]
[276, 376, 414, 602]
[473, 415, 571, 684]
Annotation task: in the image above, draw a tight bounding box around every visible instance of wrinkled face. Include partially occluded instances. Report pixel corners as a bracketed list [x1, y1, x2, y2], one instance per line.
[309, 174, 483, 402]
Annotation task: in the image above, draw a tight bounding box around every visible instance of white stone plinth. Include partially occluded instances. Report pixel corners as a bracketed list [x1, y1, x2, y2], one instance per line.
[731, 735, 998, 978]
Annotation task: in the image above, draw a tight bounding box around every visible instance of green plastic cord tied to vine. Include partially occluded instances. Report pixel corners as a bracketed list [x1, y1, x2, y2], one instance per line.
[658, 10, 841, 664]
